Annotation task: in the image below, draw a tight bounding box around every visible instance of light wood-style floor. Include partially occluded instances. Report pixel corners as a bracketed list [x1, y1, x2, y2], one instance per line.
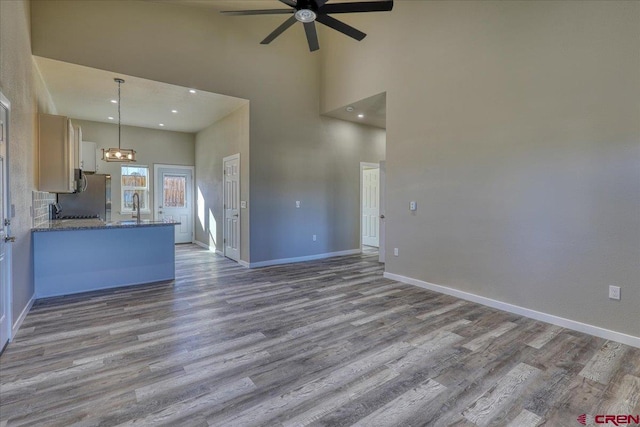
[1, 245, 639, 426]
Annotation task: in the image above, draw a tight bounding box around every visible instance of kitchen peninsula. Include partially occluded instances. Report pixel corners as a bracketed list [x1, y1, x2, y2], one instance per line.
[33, 219, 179, 298]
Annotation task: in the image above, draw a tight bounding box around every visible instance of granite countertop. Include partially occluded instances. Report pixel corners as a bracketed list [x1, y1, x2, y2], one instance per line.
[32, 218, 181, 232]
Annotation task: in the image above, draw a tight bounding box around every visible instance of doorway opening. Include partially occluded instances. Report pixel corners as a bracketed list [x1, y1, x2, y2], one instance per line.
[223, 154, 240, 262]
[1, 91, 13, 351]
[360, 162, 380, 256]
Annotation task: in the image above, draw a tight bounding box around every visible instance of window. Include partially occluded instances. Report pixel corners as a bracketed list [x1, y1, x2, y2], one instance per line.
[121, 165, 149, 213]
[163, 175, 187, 208]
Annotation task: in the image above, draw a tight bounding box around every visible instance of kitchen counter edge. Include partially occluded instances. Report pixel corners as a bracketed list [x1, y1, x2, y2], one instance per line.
[32, 219, 181, 232]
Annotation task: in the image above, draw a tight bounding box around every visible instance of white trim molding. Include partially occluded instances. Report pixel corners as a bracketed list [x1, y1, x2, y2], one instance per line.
[11, 294, 35, 341]
[194, 240, 224, 257]
[384, 272, 640, 349]
[250, 249, 361, 269]
[194, 240, 210, 250]
[195, 240, 234, 261]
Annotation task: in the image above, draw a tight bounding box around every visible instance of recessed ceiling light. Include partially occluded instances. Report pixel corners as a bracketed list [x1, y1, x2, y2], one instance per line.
[110, 99, 118, 104]
[358, 114, 364, 118]
[159, 123, 165, 127]
[346, 106, 354, 112]
[189, 89, 196, 94]
[171, 109, 178, 113]
[108, 116, 114, 120]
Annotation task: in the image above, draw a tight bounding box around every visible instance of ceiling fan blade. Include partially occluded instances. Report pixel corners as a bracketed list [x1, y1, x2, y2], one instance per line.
[278, 0, 297, 6]
[261, 15, 298, 44]
[316, 14, 366, 41]
[320, 0, 393, 14]
[221, 9, 293, 16]
[313, 0, 329, 7]
[303, 22, 320, 52]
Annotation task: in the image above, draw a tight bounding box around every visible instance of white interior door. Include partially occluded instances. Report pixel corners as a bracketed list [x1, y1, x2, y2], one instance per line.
[223, 154, 240, 262]
[155, 165, 193, 244]
[0, 94, 12, 350]
[362, 167, 380, 247]
[378, 161, 386, 263]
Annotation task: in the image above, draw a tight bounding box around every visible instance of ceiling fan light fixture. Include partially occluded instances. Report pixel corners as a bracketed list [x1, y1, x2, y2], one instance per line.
[221, 0, 393, 52]
[295, 9, 316, 23]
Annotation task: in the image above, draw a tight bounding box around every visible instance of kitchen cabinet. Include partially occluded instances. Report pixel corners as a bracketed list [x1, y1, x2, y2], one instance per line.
[33, 221, 177, 298]
[73, 123, 82, 170]
[81, 140, 98, 173]
[38, 114, 77, 193]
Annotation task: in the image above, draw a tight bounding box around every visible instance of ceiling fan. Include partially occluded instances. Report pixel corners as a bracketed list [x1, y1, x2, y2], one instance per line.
[221, 0, 394, 52]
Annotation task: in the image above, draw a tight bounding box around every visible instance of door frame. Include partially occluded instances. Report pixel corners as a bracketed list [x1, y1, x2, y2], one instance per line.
[153, 164, 195, 243]
[378, 160, 386, 263]
[223, 153, 240, 261]
[360, 162, 380, 251]
[0, 91, 13, 346]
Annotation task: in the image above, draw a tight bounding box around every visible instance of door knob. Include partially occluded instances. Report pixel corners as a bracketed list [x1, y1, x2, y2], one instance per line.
[380, 215, 385, 219]
[233, 214, 239, 217]
[4, 236, 16, 243]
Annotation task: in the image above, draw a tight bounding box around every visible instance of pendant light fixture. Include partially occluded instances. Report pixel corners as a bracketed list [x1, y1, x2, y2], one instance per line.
[102, 78, 136, 162]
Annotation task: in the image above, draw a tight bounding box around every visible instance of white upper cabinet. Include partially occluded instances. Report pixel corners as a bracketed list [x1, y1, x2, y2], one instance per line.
[38, 114, 77, 193]
[81, 140, 97, 173]
[73, 123, 83, 170]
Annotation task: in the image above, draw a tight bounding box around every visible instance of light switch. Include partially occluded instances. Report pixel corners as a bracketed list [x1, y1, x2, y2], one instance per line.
[240, 201, 247, 209]
[409, 201, 417, 211]
[296, 201, 301, 208]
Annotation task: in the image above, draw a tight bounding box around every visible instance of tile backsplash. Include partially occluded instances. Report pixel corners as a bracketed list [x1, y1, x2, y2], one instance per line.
[32, 191, 56, 227]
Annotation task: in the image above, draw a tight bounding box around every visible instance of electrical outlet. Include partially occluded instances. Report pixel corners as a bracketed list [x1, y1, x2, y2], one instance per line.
[609, 285, 621, 300]
[394, 248, 399, 256]
[296, 201, 300, 208]
[410, 201, 417, 211]
[312, 234, 316, 241]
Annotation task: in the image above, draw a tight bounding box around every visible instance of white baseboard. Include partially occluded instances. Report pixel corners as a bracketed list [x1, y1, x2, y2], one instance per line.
[195, 240, 242, 264]
[250, 249, 361, 268]
[11, 294, 35, 341]
[194, 241, 224, 257]
[238, 260, 250, 268]
[193, 240, 210, 250]
[384, 272, 640, 349]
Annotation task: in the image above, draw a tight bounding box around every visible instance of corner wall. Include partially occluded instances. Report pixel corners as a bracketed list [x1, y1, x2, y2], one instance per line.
[0, 0, 55, 328]
[320, 1, 640, 338]
[195, 104, 250, 261]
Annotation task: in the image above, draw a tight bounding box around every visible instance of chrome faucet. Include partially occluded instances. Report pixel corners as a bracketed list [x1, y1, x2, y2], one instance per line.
[132, 193, 141, 223]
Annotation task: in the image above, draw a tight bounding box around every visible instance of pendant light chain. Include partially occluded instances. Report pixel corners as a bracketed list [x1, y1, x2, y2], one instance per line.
[118, 79, 122, 151]
[101, 77, 136, 162]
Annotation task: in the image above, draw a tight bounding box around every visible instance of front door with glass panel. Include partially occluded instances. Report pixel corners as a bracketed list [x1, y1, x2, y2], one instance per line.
[155, 166, 193, 244]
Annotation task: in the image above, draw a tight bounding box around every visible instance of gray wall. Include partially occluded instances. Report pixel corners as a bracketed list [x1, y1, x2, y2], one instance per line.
[0, 0, 56, 326]
[74, 119, 195, 221]
[30, 0, 386, 263]
[250, 116, 386, 260]
[194, 104, 250, 261]
[321, 1, 640, 337]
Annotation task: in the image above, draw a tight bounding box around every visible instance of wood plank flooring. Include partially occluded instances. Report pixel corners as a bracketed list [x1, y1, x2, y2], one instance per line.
[1, 245, 639, 426]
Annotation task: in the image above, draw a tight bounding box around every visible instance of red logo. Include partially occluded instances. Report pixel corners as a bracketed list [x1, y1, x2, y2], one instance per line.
[579, 414, 640, 425]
